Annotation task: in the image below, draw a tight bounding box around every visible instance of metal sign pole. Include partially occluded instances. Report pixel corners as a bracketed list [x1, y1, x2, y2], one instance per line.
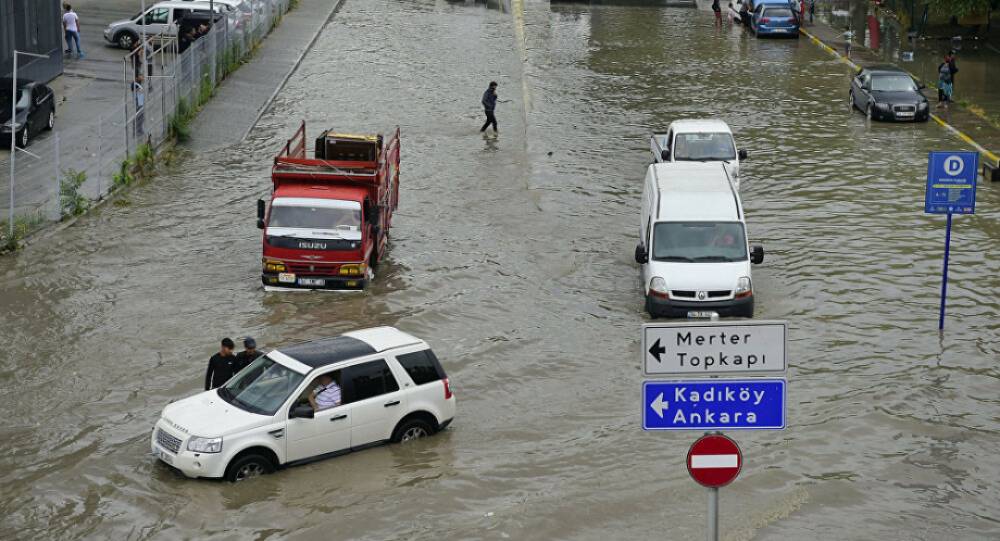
[939, 212, 953, 330]
[8, 60, 15, 239]
[708, 487, 719, 541]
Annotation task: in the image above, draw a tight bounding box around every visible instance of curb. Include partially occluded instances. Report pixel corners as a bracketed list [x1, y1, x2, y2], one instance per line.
[240, 0, 347, 142]
[800, 27, 1000, 167]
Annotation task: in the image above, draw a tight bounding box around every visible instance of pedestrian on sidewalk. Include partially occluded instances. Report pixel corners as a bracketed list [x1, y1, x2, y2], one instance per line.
[843, 29, 854, 59]
[937, 56, 954, 109]
[63, 4, 84, 59]
[712, 0, 722, 25]
[809, 0, 815, 24]
[205, 338, 237, 390]
[946, 50, 959, 94]
[234, 337, 263, 373]
[132, 74, 145, 137]
[480, 81, 499, 133]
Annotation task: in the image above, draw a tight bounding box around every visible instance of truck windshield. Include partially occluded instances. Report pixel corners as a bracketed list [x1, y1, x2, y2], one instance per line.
[269, 203, 361, 230]
[652, 222, 747, 262]
[218, 356, 304, 416]
[673, 133, 736, 161]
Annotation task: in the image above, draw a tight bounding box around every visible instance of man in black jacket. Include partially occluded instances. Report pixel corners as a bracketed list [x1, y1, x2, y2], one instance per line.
[205, 338, 237, 390]
[480, 81, 498, 133]
[234, 337, 263, 373]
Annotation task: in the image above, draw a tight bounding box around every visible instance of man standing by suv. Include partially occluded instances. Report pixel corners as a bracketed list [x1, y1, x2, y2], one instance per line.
[234, 337, 262, 372]
[205, 338, 238, 390]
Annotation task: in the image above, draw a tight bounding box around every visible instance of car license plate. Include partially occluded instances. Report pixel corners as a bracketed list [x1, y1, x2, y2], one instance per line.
[897, 112, 914, 117]
[278, 272, 296, 283]
[687, 311, 719, 319]
[772, 28, 787, 33]
[299, 277, 325, 287]
[153, 446, 173, 465]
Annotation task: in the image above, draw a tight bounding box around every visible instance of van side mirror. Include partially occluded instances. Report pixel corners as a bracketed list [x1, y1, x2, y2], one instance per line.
[634, 244, 648, 264]
[661, 149, 670, 161]
[738, 149, 749, 160]
[289, 404, 314, 419]
[256, 199, 266, 229]
[750, 245, 764, 264]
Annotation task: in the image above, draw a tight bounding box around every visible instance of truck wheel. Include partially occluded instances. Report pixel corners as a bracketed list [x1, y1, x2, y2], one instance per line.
[224, 453, 274, 482]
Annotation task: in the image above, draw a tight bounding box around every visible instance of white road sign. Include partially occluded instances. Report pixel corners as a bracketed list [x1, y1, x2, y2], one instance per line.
[642, 320, 787, 375]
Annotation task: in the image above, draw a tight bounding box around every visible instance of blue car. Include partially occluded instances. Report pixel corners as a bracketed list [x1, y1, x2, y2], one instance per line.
[750, 2, 800, 37]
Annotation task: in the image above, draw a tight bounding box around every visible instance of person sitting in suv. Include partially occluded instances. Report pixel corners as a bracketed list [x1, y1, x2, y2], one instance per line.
[308, 373, 342, 412]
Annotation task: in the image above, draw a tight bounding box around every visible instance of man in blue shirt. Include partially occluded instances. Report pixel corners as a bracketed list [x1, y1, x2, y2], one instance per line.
[480, 81, 498, 133]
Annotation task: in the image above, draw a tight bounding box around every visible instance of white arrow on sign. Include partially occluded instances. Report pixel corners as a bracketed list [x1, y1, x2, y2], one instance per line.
[650, 393, 669, 418]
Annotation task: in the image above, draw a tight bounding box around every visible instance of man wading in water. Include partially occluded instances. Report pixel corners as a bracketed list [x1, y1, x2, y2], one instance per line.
[480, 81, 499, 133]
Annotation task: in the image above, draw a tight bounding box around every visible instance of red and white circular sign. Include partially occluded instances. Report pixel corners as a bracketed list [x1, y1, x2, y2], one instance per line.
[686, 434, 742, 488]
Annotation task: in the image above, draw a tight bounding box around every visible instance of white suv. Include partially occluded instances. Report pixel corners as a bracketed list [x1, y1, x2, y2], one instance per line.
[150, 327, 456, 482]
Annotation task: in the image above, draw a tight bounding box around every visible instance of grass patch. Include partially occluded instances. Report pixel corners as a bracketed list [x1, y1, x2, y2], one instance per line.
[60, 169, 90, 218]
[0, 213, 46, 252]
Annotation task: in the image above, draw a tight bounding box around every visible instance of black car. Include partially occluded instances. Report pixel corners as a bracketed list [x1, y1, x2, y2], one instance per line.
[1, 79, 56, 148]
[849, 66, 929, 122]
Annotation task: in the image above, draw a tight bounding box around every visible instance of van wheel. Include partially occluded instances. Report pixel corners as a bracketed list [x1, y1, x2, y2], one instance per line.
[117, 31, 137, 50]
[225, 453, 274, 482]
[392, 418, 434, 443]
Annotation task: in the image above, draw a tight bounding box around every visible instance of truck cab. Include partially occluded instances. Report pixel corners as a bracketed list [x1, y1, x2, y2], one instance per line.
[258, 124, 400, 290]
[635, 162, 764, 319]
[650, 119, 748, 190]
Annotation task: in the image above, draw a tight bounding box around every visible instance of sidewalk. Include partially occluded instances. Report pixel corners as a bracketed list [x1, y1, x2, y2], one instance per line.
[801, 17, 1000, 168]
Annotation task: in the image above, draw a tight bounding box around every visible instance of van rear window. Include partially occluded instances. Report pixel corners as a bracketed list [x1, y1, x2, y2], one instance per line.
[396, 350, 446, 385]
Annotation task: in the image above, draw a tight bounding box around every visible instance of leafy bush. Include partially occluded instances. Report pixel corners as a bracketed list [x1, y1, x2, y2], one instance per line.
[60, 169, 90, 218]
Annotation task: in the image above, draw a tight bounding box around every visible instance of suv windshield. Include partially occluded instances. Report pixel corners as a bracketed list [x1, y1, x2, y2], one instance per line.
[673, 133, 736, 161]
[219, 356, 304, 416]
[871, 75, 917, 92]
[653, 222, 747, 262]
[269, 203, 361, 230]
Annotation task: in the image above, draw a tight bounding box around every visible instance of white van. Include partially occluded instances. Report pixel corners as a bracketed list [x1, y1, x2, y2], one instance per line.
[103, 1, 228, 49]
[635, 162, 763, 318]
[150, 327, 456, 482]
[650, 119, 748, 189]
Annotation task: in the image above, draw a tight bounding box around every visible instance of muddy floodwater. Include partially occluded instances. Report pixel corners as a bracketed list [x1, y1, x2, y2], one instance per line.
[2, 1, 999, 539]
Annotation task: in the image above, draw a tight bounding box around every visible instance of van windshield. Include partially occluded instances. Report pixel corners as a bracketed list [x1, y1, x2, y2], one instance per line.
[673, 133, 737, 161]
[652, 222, 747, 262]
[218, 356, 304, 416]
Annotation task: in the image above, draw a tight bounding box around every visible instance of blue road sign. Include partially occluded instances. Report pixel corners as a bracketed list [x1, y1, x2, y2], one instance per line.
[643, 379, 785, 431]
[925, 151, 978, 214]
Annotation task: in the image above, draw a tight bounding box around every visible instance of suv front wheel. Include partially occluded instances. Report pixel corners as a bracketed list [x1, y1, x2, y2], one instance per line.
[225, 453, 275, 482]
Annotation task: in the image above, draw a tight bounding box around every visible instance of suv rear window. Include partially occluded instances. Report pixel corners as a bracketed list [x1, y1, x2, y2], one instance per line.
[342, 359, 399, 403]
[396, 349, 446, 385]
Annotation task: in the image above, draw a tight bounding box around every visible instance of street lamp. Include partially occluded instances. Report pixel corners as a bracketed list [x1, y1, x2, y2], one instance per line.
[8, 49, 50, 240]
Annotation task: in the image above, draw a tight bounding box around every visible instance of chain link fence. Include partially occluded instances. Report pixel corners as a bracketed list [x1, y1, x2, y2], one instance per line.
[1, 0, 290, 247]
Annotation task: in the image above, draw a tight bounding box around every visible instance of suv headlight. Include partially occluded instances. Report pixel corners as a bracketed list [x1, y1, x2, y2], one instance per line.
[735, 276, 752, 298]
[187, 436, 223, 453]
[649, 277, 669, 298]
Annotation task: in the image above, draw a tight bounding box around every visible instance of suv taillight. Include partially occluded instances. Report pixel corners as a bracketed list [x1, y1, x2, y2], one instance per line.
[443, 377, 453, 400]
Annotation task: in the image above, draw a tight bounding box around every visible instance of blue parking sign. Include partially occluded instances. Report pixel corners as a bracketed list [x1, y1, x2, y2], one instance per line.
[925, 152, 978, 214]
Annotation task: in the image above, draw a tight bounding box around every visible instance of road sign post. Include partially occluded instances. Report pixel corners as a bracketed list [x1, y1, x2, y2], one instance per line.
[687, 434, 742, 541]
[924, 151, 978, 330]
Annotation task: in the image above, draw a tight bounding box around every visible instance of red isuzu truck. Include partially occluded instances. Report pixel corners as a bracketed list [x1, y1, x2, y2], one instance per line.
[257, 122, 400, 290]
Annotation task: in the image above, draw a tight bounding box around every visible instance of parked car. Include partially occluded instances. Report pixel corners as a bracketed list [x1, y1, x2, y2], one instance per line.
[150, 327, 456, 482]
[103, 0, 226, 49]
[635, 162, 764, 319]
[1, 79, 55, 149]
[849, 65, 930, 122]
[750, 2, 800, 37]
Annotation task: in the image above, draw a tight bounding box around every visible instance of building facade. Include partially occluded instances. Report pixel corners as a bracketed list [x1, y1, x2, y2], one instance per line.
[1, 0, 64, 83]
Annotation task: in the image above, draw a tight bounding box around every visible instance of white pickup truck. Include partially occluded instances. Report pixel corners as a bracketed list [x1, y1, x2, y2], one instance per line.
[650, 119, 748, 190]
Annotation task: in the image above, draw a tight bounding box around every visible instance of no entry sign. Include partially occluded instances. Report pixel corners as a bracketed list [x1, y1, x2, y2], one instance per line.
[687, 434, 742, 488]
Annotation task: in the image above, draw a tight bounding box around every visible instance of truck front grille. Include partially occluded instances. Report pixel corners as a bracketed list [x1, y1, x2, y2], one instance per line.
[286, 262, 339, 275]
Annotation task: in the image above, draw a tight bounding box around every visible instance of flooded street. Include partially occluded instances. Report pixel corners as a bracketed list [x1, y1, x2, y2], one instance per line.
[2, 0, 999, 539]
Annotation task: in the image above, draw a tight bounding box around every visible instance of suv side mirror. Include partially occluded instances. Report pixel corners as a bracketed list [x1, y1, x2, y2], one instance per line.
[634, 244, 648, 264]
[750, 245, 764, 264]
[256, 199, 266, 229]
[917, 83, 926, 90]
[289, 404, 314, 419]
[661, 149, 670, 161]
[738, 149, 749, 160]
